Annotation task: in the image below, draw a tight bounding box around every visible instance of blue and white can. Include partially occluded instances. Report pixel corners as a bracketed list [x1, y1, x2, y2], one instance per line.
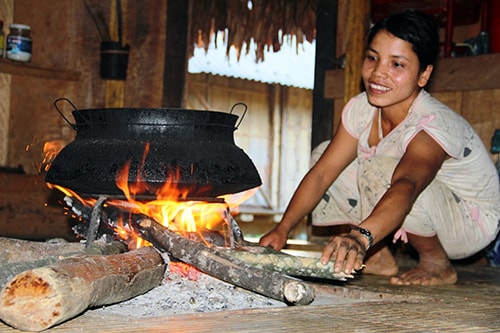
[7, 24, 32, 62]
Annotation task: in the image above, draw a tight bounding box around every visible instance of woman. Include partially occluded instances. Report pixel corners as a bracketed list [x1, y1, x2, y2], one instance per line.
[260, 10, 500, 285]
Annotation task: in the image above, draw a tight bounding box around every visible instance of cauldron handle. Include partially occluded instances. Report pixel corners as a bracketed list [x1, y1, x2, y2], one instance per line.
[53, 98, 85, 130]
[229, 103, 247, 129]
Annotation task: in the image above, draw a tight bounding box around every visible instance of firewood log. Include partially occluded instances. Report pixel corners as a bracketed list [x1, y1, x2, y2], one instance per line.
[0, 237, 86, 264]
[0, 240, 127, 288]
[0, 237, 126, 263]
[136, 217, 316, 306]
[220, 248, 355, 281]
[0, 246, 166, 332]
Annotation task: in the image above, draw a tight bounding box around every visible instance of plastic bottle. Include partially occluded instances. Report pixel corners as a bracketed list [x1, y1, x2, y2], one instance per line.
[6, 23, 32, 62]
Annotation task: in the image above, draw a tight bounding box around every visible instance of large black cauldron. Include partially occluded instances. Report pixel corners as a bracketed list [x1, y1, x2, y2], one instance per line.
[45, 100, 262, 198]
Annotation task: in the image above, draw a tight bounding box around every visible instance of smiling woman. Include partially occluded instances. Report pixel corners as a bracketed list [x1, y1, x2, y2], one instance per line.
[259, 9, 500, 286]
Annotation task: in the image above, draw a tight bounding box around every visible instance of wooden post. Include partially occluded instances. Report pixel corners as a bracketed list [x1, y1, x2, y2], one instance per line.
[344, 0, 371, 103]
[311, 0, 338, 150]
[105, 0, 127, 108]
[162, 0, 189, 107]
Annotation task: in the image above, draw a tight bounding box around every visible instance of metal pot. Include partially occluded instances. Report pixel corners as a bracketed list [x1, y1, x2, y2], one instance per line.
[45, 99, 262, 198]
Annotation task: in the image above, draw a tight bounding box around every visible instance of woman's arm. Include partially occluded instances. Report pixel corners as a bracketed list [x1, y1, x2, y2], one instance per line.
[259, 122, 358, 249]
[322, 130, 448, 273]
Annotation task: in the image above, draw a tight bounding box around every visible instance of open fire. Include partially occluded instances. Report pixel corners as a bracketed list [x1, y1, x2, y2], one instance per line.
[0, 105, 354, 332]
[42, 150, 320, 310]
[46, 144, 255, 251]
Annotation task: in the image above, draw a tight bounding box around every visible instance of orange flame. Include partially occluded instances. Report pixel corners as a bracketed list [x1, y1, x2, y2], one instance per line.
[46, 142, 257, 249]
[39, 140, 66, 174]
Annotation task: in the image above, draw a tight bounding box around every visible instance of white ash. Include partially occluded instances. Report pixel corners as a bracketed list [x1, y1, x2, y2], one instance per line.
[91, 268, 285, 317]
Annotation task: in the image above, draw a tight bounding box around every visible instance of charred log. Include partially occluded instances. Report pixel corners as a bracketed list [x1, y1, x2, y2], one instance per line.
[0, 246, 165, 332]
[136, 217, 316, 306]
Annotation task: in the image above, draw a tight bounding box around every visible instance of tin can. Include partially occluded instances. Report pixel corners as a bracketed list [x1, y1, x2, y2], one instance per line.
[6, 24, 32, 62]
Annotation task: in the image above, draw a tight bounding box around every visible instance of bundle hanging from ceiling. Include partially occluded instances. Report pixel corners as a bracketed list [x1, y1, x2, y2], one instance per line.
[189, 0, 317, 62]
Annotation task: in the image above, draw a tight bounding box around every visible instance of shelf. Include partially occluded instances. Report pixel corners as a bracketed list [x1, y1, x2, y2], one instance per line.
[0, 58, 81, 81]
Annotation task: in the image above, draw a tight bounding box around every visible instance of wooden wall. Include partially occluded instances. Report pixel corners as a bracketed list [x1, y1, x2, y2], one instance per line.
[0, 0, 314, 220]
[187, 74, 313, 214]
[0, 0, 166, 172]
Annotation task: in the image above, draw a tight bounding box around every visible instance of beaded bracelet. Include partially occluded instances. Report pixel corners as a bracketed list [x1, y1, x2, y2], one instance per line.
[351, 226, 373, 251]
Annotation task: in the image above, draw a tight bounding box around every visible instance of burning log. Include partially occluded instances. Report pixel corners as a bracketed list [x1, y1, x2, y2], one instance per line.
[0, 246, 166, 332]
[0, 240, 127, 288]
[136, 217, 316, 306]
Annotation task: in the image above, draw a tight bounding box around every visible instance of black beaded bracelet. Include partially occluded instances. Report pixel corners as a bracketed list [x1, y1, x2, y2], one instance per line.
[351, 226, 373, 251]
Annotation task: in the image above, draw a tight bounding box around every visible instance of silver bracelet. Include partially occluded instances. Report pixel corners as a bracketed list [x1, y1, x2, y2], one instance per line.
[351, 226, 373, 251]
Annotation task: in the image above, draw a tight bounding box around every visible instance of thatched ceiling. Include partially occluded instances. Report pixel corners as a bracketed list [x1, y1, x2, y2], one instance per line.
[189, 0, 317, 62]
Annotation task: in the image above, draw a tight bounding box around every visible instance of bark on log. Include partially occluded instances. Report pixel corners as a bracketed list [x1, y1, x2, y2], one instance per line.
[136, 217, 316, 306]
[0, 237, 85, 264]
[0, 240, 127, 288]
[0, 246, 166, 332]
[221, 248, 354, 281]
[0, 237, 126, 263]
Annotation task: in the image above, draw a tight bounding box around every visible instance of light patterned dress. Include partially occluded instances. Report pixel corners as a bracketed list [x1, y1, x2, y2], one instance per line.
[312, 90, 500, 259]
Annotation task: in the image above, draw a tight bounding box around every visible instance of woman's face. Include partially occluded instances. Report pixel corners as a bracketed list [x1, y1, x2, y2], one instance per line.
[362, 30, 432, 113]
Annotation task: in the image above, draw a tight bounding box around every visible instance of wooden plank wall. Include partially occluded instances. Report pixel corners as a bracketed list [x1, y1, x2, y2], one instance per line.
[0, 1, 315, 230]
[186, 74, 313, 213]
[0, 0, 13, 166]
[0, 0, 166, 174]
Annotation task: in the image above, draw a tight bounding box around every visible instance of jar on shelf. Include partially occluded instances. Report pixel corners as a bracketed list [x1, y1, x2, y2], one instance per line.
[6, 23, 32, 62]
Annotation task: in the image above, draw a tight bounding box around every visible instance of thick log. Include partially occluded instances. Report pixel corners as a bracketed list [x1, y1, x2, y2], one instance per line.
[0, 246, 166, 332]
[136, 217, 316, 306]
[0, 237, 85, 264]
[0, 240, 127, 288]
[221, 247, 354, 281]
[0, 237, 126, 264]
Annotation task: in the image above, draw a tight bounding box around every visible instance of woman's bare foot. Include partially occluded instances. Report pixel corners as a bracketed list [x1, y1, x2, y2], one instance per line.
[390, 258, 457, 285]
[390, 234, 457, 286]
[363, 244, 399, 276]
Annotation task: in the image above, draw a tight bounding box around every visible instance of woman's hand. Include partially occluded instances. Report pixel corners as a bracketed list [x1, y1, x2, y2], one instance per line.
[320, 234, 367, 274]
[259, 228, 289, 250]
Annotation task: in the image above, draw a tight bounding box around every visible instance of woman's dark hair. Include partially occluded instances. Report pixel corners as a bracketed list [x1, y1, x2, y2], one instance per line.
[367, 10, 440, 72]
